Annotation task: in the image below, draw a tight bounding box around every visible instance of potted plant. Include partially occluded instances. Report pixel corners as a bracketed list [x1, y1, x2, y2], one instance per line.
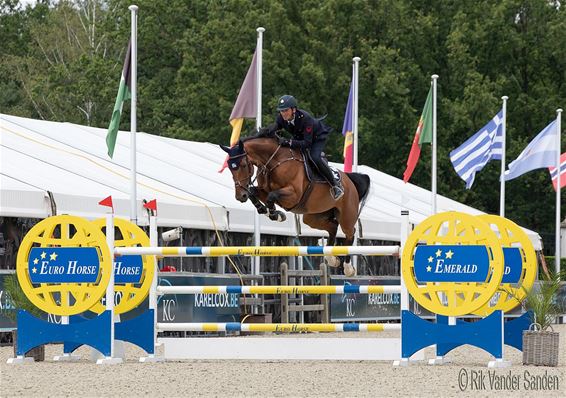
[521, 271, 564, 367]
[1, 274, 46, 361]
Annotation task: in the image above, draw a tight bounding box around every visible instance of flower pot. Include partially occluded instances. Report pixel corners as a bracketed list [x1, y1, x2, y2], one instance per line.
[522, 329, 559, 367]
[11, 329, 45, 362]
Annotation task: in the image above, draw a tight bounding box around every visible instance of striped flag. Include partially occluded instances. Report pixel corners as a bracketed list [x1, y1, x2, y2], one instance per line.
[450, 110, 503, 188]
[106, 41, 131, 158]
[219, 50, 258, 172]
[342, 83, 353, 172]
[549, 152, 566, 191]
[504, 120, 559, 181]
[403, 87, 433, 182]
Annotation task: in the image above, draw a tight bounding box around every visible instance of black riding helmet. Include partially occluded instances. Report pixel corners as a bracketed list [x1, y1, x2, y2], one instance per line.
[276, 95, 298, 111]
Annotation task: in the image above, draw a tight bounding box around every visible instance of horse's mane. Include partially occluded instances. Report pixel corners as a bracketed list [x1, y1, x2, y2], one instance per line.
[241, 132, 279, 144]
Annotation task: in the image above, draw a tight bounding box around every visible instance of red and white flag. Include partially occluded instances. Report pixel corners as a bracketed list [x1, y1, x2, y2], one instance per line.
[548, 152, 566, 191]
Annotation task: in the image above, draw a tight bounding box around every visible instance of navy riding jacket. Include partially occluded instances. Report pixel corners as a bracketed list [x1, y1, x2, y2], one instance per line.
[264, 109, 330, 150]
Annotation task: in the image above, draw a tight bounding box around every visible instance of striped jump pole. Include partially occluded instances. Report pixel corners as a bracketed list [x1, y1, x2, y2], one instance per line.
[157, 285, 402, 295]
[157, 322, 401, 333]
[115, 245, 400, 257]
[106, 209, 412, 362]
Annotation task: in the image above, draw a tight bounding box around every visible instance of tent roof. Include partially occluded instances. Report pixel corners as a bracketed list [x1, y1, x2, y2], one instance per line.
[0, 113, 542, 249]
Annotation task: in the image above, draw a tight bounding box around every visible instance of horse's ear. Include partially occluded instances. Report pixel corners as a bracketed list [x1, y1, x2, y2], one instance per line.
[219, 144, 230, 153]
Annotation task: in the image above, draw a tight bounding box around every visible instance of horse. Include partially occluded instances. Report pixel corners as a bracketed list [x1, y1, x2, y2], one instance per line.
[220, 135, 370, 276]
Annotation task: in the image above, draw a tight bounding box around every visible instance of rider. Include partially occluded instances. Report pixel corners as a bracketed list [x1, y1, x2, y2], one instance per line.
[261, 95, 344, 200]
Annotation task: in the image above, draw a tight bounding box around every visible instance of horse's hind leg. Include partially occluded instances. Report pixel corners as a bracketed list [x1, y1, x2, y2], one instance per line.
[302, 212, 340, 269]
[336, 210, 357, 277]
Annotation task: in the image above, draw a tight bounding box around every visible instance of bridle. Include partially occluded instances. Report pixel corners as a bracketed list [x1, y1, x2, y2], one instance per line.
[228, 152, 255, 194]
[229, 140, 304, 194]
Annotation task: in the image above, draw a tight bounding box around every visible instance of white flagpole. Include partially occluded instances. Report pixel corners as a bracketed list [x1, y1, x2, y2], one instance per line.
[353, 57, 360, 172]
[352, 56, 360, 272]
[253, 27, 265, 279]
[431, 75, 439, 214]
[556, 108, 562, 275]
[129, 5, 138, 224]
[500, 96, 508, 217]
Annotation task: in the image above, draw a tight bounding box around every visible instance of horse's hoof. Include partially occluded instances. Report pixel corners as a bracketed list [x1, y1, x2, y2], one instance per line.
[269, 211, 286, 222]
[343, 262, 357, 277]
[325, 256, 340, 268]
[276, 211, 286, 222]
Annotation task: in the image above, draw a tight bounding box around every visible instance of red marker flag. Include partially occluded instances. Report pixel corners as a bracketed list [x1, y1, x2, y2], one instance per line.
[98, 196, 114, 209]
[143, 199, 157, 211]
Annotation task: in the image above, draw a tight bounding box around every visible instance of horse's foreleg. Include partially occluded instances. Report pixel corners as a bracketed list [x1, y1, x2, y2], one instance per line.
[248, 187, 268, 214]
[265, 190, 288, 222]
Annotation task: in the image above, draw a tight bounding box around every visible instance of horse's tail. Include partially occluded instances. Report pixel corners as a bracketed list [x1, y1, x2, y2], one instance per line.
[346, 172, 371, 217]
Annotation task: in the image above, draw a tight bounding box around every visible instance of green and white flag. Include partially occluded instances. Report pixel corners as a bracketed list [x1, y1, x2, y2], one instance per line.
[106, 41, 132, 158]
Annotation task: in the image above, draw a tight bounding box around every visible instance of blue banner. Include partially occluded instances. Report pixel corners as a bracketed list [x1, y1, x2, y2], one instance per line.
[414, 245, 489, 282]
[114, 256, 143, 284]
[330, 276, 435, 322]
[28, 247, 100, 283]
[501, 247, 522, 283]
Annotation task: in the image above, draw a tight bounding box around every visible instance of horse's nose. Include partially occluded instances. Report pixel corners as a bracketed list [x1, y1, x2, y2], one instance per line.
[238, 193, 248, 202]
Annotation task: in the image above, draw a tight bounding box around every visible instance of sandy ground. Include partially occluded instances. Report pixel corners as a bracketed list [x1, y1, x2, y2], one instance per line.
[1, 325, 565, 398]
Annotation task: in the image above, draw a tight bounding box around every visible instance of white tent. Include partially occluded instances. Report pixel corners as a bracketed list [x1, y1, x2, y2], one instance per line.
[0, 113, 542, 249]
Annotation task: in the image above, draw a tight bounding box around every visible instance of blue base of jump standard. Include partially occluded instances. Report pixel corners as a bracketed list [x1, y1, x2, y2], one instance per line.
[16, 309, 113, 357]
[62, 309, 156, 355]
[401, 310, 507, 360]
[435, 310, 532, 355]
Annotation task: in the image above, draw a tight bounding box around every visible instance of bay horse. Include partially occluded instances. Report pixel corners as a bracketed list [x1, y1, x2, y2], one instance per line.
[220, 135, 370, 276]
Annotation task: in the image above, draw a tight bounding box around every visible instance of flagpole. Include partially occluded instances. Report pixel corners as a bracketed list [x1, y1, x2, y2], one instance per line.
[500, 96, 508, 217]
[129, 5, 138, 224]
[253, 27, 265, 279]
[431, 75, 438, 214]
[353, 57, 360, 172]
[556, 108, 562, 275]
[352, 56, 360, 272]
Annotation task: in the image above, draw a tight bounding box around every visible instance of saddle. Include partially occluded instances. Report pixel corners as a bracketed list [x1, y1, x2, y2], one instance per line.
[283, 151, 343, 212]
[302, 151, 342, 185]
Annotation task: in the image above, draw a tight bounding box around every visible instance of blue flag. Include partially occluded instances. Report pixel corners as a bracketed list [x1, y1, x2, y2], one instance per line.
[504, 120, 559, 181]
[450, 110, 503, 188]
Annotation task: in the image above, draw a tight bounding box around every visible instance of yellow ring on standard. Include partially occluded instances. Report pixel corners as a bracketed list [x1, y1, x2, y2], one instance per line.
[90, 218, 155, 315]
[470, 215, 537, 316]
[401, 211, 504, 317]
[16, 215, 111, 316]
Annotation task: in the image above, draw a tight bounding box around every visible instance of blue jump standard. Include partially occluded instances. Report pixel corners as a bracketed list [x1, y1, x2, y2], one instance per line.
[401, 310, 530, 360]
[62, 309, 156, 355]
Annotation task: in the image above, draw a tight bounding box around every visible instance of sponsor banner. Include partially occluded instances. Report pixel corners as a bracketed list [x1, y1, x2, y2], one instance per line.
[414, 245, 489, 282]
[501, 247, 522, 283]
[28, 247, 100, 283]
[113, 255, 143, 284]
[151, 273, 241, 324]
[330, 276, 434, 322]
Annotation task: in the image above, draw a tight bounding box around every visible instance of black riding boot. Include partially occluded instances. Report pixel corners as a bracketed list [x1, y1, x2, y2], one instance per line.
[318, 162, 344, 200]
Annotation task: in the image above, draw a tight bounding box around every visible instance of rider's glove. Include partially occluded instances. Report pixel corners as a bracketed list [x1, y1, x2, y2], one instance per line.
[278, 137, 290, 147]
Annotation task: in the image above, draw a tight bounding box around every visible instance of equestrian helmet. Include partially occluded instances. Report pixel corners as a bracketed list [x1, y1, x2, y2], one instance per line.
[276, 95, 298, 111]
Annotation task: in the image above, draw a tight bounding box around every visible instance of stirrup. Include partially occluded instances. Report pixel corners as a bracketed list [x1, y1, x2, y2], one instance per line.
[331, 186, 344, 200]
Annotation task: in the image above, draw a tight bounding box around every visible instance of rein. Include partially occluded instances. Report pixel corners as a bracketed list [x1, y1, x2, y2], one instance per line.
[257, 145, 304, 177]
